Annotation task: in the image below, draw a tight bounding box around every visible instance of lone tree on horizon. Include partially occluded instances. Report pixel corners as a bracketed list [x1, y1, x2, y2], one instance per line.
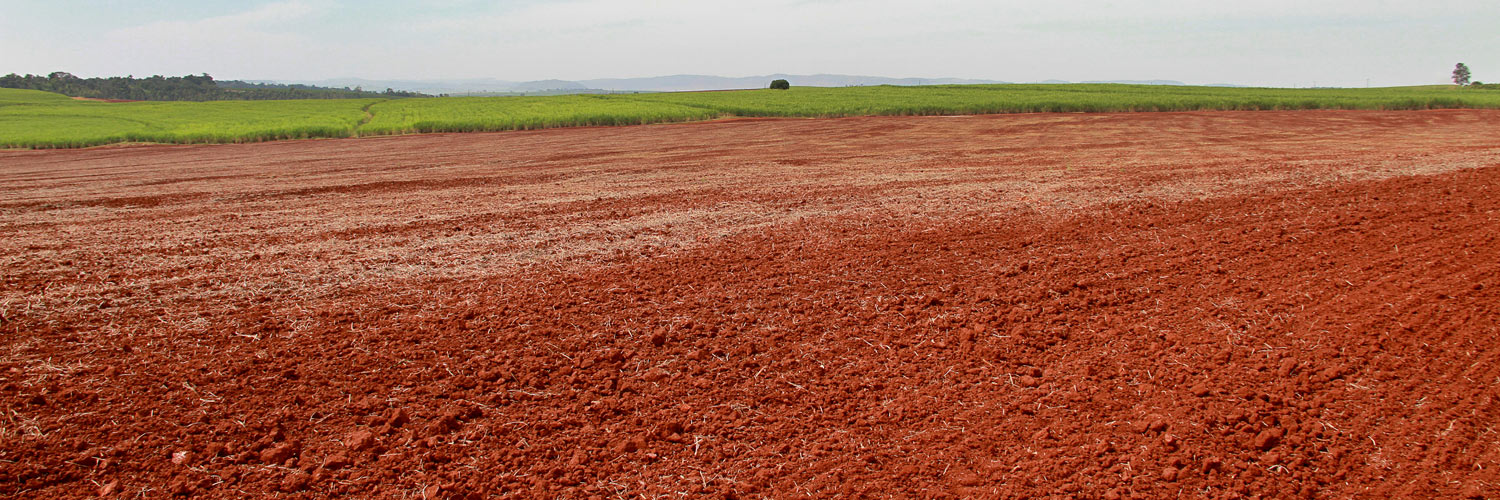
[1453, 63, 1471, 86]
[769, 79, 790, 90]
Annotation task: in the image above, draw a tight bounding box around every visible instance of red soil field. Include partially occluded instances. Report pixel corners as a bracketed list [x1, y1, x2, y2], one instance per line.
[2, 110, 1499, 499]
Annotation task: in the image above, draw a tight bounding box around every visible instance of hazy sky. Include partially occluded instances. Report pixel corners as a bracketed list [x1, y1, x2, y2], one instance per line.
[4, 0, 1496, 87]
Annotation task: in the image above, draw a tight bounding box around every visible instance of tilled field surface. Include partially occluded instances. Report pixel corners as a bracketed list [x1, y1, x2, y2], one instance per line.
[3, 110, 1500, 498]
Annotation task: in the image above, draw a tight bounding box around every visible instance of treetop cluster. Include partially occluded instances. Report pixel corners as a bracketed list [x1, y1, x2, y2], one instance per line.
[0, 72, 428, 101]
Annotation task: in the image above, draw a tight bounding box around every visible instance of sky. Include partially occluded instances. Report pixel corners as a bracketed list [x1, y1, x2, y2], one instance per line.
[3, 0, 1497, 87]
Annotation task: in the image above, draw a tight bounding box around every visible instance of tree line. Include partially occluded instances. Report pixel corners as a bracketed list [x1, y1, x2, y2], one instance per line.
[0, 72, 429, 101]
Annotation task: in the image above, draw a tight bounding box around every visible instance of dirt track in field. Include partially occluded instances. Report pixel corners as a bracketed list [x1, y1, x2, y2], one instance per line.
[2, 110, 1499, 498]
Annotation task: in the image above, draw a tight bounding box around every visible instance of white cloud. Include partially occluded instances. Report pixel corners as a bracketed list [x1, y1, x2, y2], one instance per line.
[96, 1, 332, 78]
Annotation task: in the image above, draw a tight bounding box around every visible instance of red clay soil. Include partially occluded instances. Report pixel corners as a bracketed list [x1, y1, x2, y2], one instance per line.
[2, 110, 1499, 499]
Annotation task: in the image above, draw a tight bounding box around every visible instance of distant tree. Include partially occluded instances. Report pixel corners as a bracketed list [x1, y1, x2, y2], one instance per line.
[769, 79, 790, 90]
[1453, 63, 1471, 86]
[0, 72, 430, 100]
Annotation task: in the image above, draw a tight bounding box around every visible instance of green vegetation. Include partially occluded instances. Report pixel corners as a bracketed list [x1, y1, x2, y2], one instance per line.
[626, 84, 1500, 117]
[0, 72, 426, 101]
[770, 79, 790, 90]
[447, 89, 657, 97]
[0, 89, 375, 148]
[359, 95, 717, 135]
[5, 83, 1500, 149]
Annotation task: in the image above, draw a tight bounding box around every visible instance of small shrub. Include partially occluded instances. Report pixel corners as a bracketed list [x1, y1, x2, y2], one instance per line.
[769, 79, 790, 90]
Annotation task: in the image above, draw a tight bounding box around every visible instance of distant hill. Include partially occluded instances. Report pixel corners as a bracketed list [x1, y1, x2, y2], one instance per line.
[1036, 79, 1250, 87]
[574, 74, 1005, 92]
[510, 79, 591, 91]
[282, 74, 1009, 95]
[1080, 79, 1187, 86]
[270, 75, 1249, 96]
[255, 78, 520, 96]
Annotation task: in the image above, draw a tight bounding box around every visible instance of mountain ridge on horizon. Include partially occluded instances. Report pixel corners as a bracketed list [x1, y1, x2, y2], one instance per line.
[256, 74, 1235, 95]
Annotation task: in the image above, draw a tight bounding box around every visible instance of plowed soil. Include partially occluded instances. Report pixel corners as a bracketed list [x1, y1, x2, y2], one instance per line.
[3, 110, 1500, 499]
